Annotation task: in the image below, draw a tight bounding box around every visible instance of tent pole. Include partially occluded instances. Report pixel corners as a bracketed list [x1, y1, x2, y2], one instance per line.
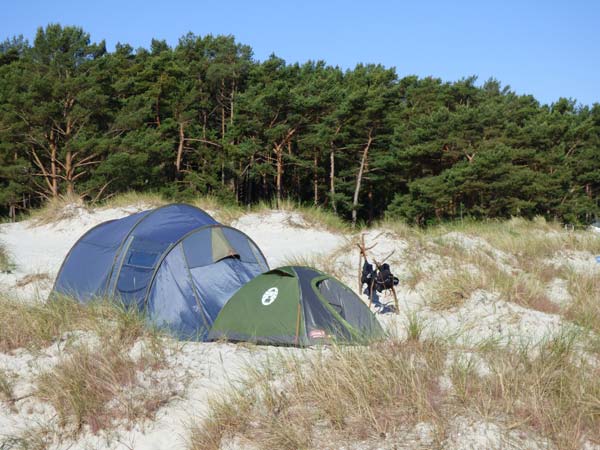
[295, 301, 302, 346]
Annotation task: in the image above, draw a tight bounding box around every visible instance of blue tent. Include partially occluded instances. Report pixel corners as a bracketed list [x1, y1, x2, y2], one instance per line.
[52, 204, 269, 339]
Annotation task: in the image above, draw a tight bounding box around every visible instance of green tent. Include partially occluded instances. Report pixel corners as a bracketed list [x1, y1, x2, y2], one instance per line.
[208, 266, 384, 346]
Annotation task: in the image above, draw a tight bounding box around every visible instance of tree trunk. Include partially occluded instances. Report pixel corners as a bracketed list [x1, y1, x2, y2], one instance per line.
[330, 149, 337, 213]
[230, 80, 235, 125]
[50, 133, 58, 198]
[313, 151, 319, 206]
[65, 150, 74, 196]
[274, 129, 296, 209]
[262, 171, 268, 199]
[275, 144, 283, 209]
[155, 94, 161, 126]
[247, 154, 254, 206]
[221, 79, 226, 139]
[351, 131, 373, 228]
[366, 159, 373, 225]
[176, 122, 185, 172]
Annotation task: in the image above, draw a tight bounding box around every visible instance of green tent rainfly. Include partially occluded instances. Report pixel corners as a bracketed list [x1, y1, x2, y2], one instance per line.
[208, 266, 384, 346]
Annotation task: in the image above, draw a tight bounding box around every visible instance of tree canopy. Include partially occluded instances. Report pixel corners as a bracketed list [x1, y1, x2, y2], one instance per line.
[0, 24, 598, 225]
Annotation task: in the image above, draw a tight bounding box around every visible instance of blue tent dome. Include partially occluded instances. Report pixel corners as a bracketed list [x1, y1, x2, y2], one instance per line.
[53, 204, 268, 339]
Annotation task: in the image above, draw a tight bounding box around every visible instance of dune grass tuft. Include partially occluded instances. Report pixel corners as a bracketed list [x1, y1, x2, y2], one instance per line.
[36, 341, 171, 434]
[565, 270, 600, 335]
[251, 198, 351, 233]
[189, 340, 447, 449]
[28, 192, 88, 225]
[188, 388, 254, 450]
[194, 197, 247, 225]
[0, 295, 152, 352]
[405, 310, 426, 341]
[0, 243, 11, 273]
[451, 329, 600, 449]
[0, 368, 14, 403]
[0, 294, 175, 438]
[427, 269, 487, 310]
[98, 191, 168, 209]
[190, 328, 600, 450]
[0, 430, 50, 450]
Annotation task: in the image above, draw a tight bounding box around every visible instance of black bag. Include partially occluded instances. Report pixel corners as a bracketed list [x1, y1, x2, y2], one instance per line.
[375, 263, 398, 292]
[361, 261, 375, 285]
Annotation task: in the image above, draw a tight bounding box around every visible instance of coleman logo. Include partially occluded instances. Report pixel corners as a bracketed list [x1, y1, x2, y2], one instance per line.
[261, 287, 279, 306]
[309, 329, 327, 339]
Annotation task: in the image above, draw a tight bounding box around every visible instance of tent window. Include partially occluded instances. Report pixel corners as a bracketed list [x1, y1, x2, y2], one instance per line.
[126, 251, 159, 268]
[317, 279, 344, 317]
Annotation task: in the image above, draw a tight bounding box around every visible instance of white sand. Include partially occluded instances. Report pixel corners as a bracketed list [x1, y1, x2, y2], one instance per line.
[1, 204, 597, 449]
[232, 210, 347, 267]
[0, 204, 145, 301]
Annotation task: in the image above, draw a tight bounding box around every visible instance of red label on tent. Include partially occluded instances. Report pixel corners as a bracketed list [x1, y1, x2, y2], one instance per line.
[309, 329, 327, 339]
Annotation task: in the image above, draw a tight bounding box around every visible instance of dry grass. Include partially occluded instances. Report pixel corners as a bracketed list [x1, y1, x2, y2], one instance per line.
[288, 204, 350, 234]
[422, 231, 567, 315]
[374, 218, 422, 241]
[565, 271, 600, 335]
[0, 429, 50, 450]
[427, 264, 560, 315]
[28, 192, 88, 225]
[190, 329, 600, 450]
[450, 330, 600, 449]
[0, 243, 11, 273]
[0, 294, 175, 439]
[191, 196, 246, 225]
[36, 341, 170, 434]
[188, 388, 254, 450]
[434, 216, 600, 258]
[0, 295, 151, 352]
[253, 198, 351, 234]
[189, 340, 448, 449]
[405, 310, 427, 341]
[427, 269, 488, 310]
[404, 263, 427, 290]
[100, 193, 348, 229]
[97, 191, 167, 209]
[494, 273, 560, 314]
[0, 368, 14, 402]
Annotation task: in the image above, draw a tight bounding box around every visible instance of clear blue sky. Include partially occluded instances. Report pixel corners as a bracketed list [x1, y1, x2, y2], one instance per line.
[2, 0, 599, 106]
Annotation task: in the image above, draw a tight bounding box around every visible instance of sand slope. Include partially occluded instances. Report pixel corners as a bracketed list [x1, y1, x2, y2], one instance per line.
[1, 204, 599, 449]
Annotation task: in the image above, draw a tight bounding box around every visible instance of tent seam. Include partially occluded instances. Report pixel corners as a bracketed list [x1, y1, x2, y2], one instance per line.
[180, 243, 212, 332]
[51, 218, 118, 296]
[104, 203, 215, 295]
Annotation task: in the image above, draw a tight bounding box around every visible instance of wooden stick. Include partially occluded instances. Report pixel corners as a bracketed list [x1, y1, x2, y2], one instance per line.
[390, 285, 399, 314]
[373, 250, 399, 314]
[368, 278, 374, 310]
[372, 250, 395, 269]
[357, 234, 381, 311]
